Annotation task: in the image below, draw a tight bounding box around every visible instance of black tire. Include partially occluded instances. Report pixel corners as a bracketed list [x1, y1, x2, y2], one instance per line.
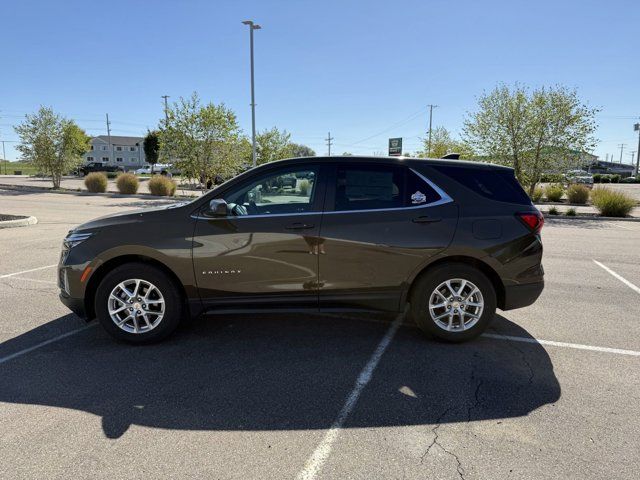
[95, 262, 183, 344]
[408, 263, 496, 343]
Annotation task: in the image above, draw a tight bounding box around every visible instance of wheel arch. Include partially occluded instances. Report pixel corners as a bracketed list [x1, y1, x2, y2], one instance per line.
[404, 255, 505, 310]
[84, 254, 188, 320]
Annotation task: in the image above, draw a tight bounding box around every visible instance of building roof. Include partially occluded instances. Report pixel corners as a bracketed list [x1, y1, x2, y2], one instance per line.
[93, 135, 143, 146]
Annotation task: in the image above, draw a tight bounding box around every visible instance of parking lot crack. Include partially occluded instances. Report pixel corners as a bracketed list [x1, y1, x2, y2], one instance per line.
[466, 353, 485, 424]
[508, 342, 535, 391]
[420, 407, 467, 479]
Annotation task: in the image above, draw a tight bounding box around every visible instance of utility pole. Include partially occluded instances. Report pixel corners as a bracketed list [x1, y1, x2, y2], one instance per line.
[618, 144, 626, 164]
[325, 132, 334, 157]
[427, 104, 438, 157]
[106, 114, 112, 163]
[242, 20, 261, 168]
[161, 95, 170, 127]
[630, 151, 636, 165]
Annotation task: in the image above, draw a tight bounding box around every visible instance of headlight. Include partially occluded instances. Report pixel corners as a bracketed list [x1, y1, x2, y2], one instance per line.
[63, 232, 93, 250]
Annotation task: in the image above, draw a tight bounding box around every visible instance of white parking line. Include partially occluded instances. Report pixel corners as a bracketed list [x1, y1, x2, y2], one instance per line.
[593, 259, 640, 295]
[0, 323, 97, 366]
[328, 314, 640, 358]
[482, 334, 640, 357]
[296, 314, 403, 480]
[0, 264, 57, 279]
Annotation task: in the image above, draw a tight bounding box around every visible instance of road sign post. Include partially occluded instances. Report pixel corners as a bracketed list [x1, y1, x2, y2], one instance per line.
[388, 137, 402, 156]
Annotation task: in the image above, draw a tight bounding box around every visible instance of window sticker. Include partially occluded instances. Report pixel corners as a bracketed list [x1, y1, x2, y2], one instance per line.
[411, 191, 427, 204]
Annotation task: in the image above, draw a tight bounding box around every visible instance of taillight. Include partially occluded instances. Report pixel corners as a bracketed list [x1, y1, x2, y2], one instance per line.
[517, 212, 544, 234]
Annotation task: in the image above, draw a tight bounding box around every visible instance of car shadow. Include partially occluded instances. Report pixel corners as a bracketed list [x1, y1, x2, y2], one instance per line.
[0, 313, 560, 439]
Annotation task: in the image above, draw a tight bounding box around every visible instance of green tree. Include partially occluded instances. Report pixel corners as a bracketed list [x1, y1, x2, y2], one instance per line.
[14, 106, 90, 189]
[463, 83, 598, 193]
[143, 130, 160, 170]
[288, 143, 316, 158]
[159, 93, 244, 185]
[418, 126, 475, 159]
[255, 127, 295, 165]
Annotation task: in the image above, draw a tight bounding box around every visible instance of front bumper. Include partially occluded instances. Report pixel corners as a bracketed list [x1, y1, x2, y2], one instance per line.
[59, 291, 86, 318]
[502, 281, 544, 310]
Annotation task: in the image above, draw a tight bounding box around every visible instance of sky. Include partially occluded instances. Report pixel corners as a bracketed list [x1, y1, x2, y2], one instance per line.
[1, 0, 639, 163]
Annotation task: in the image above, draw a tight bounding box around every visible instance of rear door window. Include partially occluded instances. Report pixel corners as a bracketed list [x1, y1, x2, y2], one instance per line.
[433, 166, 531, 205]
[332, 165, 442, 211]
[334, 165, 403, 211]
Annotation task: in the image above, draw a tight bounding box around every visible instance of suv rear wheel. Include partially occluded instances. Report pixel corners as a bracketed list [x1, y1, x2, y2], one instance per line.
[95, 263, 183, 344]
[409, 263, 496, 342]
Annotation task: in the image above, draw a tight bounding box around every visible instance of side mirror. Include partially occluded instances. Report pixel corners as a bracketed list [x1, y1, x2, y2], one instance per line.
[208, 198, 229, 217]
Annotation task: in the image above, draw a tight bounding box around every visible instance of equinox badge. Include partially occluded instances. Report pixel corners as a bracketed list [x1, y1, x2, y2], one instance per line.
[202, 270, 242, 275]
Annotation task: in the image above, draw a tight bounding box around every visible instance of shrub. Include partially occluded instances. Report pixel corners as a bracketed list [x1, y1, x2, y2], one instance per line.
[548, 206, 559, 215]
[591, 188, 636, 217]
[540, 173, 564, 183]
[116, 172, 139, 194]
[106, 171, 120, 179]
[530, 186, 543, 202]
[544, 183, 564, 202]
[148, 174, 176, 196]
[600, 175, 610, 183]
[592, 174, 601, 183]
[565, 208, 577, 216]
[566, 184, 590, 204]
[611, 174, 621, 183]
[298, 179, 310, 196]
[84, 172, 108, 193]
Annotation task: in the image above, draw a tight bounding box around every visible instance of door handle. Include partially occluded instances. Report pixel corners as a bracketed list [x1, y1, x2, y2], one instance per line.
[412, 216, 441, 224]
[285, 223, 315, 230]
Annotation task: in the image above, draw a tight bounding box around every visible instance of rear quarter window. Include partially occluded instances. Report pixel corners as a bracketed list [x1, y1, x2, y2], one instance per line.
[433, 166, 532, 205]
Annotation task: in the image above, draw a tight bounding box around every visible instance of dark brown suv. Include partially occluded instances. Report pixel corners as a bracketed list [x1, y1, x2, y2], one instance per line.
[59, 156, 544, 343]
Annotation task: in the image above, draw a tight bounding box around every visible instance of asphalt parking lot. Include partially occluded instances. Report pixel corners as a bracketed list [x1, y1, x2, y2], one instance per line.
[1, 189, 639, 480]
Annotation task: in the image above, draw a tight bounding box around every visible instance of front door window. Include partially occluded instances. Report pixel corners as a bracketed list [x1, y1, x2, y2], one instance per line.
[224, 168, 318, 216]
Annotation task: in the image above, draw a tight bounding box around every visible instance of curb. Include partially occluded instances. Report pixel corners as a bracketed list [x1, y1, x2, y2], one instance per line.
[0, 215, 38, 229]
[542, 213, 640, 222]
[0, 183, 199, 200]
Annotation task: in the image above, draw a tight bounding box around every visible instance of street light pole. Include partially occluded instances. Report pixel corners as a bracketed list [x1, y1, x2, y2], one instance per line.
[634, 123, 640, 176]
[243, 20, 261, 168]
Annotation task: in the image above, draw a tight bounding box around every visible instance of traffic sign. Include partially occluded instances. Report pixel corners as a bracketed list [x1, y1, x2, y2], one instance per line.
[388, 137, 402, 156]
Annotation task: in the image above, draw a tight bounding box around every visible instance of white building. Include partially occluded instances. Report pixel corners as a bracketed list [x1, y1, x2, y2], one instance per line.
[83, 135, 148, 170]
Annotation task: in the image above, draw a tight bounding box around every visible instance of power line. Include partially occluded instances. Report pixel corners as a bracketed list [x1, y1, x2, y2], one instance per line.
[345, 107, 427, 147]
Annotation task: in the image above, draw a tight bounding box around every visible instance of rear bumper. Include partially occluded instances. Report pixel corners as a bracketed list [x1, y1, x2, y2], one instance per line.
[59, 291, 87, 319]
[502, 281, 544, 310]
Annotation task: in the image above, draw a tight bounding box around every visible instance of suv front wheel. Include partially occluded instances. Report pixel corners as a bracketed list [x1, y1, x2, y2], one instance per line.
[95, 262, 183, 344]
[409, 263, 497, 342]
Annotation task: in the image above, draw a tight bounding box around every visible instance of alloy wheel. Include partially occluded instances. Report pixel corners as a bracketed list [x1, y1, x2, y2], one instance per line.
[108, 279, 165, 334]
[428, 278, 484, 332]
